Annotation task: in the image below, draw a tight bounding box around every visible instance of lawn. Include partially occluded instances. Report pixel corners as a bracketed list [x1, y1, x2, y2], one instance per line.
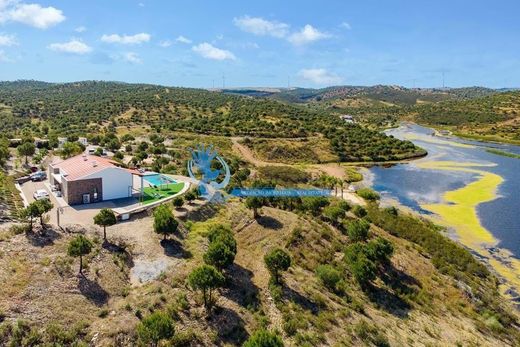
[141, 182, 185, 205]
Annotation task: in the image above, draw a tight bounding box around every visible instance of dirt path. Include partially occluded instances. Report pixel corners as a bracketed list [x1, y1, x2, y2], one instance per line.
[231, 137, 370, 205]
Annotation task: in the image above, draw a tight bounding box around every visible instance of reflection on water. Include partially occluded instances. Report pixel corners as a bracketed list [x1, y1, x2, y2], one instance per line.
[371, 123, 520, 258]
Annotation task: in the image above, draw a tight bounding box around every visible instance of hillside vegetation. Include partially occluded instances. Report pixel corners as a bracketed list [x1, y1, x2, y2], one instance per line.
[1, 196, 518, 346]
[0, 80, 424, 162]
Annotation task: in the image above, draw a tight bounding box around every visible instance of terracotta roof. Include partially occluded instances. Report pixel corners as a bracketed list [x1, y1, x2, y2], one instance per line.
[51, 155, 121, 181]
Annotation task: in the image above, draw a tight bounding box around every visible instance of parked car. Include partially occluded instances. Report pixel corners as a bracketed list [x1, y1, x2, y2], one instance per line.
[30, 171, 47, 182]
[33, 189, 49, 200]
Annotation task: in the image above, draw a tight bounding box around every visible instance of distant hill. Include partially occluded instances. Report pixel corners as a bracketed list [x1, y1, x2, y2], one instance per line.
[0, 80, 424, 162]
[221, 85, 500, 106]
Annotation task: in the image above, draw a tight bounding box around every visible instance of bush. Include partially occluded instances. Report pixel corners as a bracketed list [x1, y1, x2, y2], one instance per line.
[352, 205, 367, 218]
[315, 264, 342, 292]
[345, 219, 370, 242]
[136, 311, 174, 345]
[172, 196, 184, 208]
[357, 188, 380, 201]
[264, 249, 291, 284]
[365, 237, 394, 264]
[243, 329, 284, 347]
[344, 243, 376, 285]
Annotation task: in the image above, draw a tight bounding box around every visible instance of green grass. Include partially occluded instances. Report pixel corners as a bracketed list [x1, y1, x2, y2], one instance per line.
[486, 148, 520, 159]
[142, 182, 185, 204]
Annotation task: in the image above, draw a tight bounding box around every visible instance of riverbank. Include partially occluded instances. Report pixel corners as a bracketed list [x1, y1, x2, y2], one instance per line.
[369, 124, 520, 303]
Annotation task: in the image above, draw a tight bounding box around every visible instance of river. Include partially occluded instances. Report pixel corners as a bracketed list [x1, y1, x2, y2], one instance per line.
[369, 123, 520, 299]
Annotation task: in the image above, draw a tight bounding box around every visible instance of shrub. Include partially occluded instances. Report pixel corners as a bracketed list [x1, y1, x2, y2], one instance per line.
[357, 188, 380, 201]
[316, 264, 342, 292]
[344, 243, 376, 285]
[345, 219, 370, 242]
[264, 249, 291, 284]
[243, 329, 284, 347]
[352, 205, 367, 218]
[172, 196, 184, 208]
[136, 311, 174, 346]
[365, 237, 394, 264]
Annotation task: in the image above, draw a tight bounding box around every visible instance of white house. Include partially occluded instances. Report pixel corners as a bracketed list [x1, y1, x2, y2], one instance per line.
[49, 154, 134, 205]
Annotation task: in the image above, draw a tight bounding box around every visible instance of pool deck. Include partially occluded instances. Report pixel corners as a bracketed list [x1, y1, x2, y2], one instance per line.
[112, 174, 196, 217]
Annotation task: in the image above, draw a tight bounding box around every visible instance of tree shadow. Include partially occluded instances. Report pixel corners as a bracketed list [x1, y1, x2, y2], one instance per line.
[78, 275, 109, 307]
[282, 282, 320, 315]
[256, 215, 284, 230]
[221, 264, 261, 310]
[160, 239, 192, 259]
[364, 264, 418, 318]
[25, 227, 61, 247]
[207, 306, 249, 346]
[102, 240, 135, 268]
[364, 284, 411, 318]
[185, 204, 218, 222]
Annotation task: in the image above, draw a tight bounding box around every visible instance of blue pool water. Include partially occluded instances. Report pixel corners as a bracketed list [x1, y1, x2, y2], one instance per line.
[144, 174, 176, 186]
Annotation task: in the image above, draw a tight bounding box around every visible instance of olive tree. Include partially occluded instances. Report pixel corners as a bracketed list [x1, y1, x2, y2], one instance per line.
[17, 142, 35, 165]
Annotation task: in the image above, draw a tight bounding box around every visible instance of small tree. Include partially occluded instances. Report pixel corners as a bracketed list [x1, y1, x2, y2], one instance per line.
[17, 142, 35, 165]
[245, 197, 263, 218]
[188, 265, 225, 311]
[21, 202, 40, 231]
[153, 205, 178, 240]
[93, 208, 117, 241]
[346, 219, 370, 242]
[316, 264, 342, 292]
[207, 225, 237, 253]
[184, 190, 197, 204]
[365, 237, 394, 265]
[203, 240, 236, 271]
[264, 248, 291, 284]
[243, 329, 284, 347]
[68, 235, 93, 274]
[352, 205, 367, 218]
[136, 311, 174, 347]
[344, 243, 376, 286]
[172, 196, 184, 208]
[34, 199, 53, 229]
[322, 205, 345, 226]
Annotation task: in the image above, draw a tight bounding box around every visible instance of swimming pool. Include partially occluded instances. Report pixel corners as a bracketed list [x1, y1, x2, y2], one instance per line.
[144, 174, 176, 186]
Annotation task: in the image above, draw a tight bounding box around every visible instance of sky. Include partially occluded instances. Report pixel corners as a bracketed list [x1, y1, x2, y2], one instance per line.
[0, 0, 519, 88]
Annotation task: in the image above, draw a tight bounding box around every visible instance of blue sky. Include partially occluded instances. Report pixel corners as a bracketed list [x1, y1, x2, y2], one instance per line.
[0, 0, 519, 88]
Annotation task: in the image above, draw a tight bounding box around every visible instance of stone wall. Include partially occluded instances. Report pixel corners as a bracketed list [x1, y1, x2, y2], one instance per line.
[65, 178, 103, 205]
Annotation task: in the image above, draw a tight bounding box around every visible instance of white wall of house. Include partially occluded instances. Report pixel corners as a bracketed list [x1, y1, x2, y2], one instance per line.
[84, 168, 132, 200]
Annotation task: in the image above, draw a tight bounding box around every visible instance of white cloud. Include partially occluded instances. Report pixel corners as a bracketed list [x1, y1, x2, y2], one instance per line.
[233, 15, 289, 38]
[48, 39, 92, 54]
[159, 40, 171, 47]
[175, 35, 191, 44]
[2, 3, 65, 29]
[75, 26, 86, 33]
[288, 25, 331, 45]
[298, 68, 342, 85]
[101, 33, 151, 45]
[192, 42, 235, 61]
[340, 22, 351, 30]
[138, 2, 144, 7]
[122, 52, 141, 64]
[0, 33, 16, 46]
